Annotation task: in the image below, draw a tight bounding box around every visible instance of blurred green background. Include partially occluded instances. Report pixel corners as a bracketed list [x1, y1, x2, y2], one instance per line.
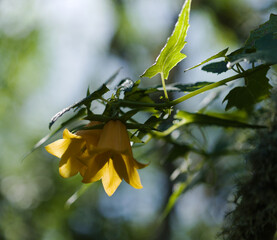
[0, 0, 276, 239]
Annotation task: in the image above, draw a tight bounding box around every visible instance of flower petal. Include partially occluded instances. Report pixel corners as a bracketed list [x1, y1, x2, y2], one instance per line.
[59, 156, 86, 178]
[77, 121, 102, 149]
[124, 141, 148, 169]
[97, 120, 129, 153]
[113, 153, 129, 182]
[63, 128, 82, 140]
[133, 158, 148, 169]
[101, 158, 122, 196]
[82, 153, 108, 183]
[79, 165, 87, 177]
[121, 154, 143, 189]
[58, 140, 86, 178]
[45, 139, 71, 158]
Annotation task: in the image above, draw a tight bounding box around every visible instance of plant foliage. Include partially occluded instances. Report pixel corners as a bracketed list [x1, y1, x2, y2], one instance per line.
[141, 0, 192, 80]
[30, 3, 277, 239]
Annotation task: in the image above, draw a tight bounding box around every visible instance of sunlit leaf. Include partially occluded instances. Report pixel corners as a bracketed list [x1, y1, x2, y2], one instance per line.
[223, 66, 272, 111]
[185, 48, 228, 72]
[141, 0, 192, 80]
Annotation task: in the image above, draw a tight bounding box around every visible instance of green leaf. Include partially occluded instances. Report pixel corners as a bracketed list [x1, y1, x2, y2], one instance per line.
[24, 108, 86, 160]
[154, 81, 214, 92]
[49, 84, 109, 129]
[245, 14, 277, 48]
[167, 65, 268, 107]
[184, 48, 228, 72]
[119, 109, 140, 122]
[202, 61, 228, 74]
[137, 116, 161, 139]
[223, 67, 272, 111]
[141, 0, 192, 80]
[227, 14, 277, 67]
[124, 80, 155, 103]
[128, 131, 144, 143]
[175, 110, 265, 128]
[48, 68, 120, 129]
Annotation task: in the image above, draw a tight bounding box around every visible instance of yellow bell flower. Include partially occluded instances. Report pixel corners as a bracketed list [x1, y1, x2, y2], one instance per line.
[45, 121, 102, 178]
[81, 120, 147, 196]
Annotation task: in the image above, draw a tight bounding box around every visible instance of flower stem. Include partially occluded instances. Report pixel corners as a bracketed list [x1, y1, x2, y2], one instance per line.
[161, 72, 169, 99]
[118, 65, 268, 109]
[170, 72, 240, 105]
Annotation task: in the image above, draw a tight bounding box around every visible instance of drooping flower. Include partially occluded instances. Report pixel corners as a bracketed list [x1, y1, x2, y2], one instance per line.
[81, 120, 147, 196]
[45, 121, 102, 178]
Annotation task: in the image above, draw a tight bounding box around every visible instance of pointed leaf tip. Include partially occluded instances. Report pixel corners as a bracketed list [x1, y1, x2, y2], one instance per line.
[185, 48, 228, 72]
[141, 0, 192, 80]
